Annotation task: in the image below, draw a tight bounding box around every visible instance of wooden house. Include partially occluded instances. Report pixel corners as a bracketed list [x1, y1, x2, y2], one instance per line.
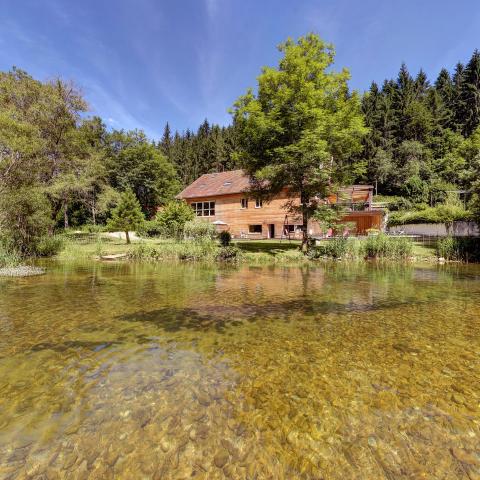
[177, 170, 384, 238]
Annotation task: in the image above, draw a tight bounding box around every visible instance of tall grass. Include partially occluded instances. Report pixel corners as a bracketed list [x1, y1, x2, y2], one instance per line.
[128, 239, 219, 262]
[34, 235, 64, 257]
[308, 238, 357, 260]
[360, 235, 413, 259]
[309, 235, 414, 260]
[0, 244, 21, 267]
[437, 237, 480, 262]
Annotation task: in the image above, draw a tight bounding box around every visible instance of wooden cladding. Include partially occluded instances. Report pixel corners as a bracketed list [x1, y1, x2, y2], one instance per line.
[185, 191, 384, 238]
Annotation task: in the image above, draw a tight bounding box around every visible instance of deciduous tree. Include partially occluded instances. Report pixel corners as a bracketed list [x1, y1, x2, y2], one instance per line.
[232, 33, 367, 249]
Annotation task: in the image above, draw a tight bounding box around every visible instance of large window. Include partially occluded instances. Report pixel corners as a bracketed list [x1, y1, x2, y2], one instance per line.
[191, 201, 215, 217]
[241, 198, 248, 209]
[286, 225, 300, 233]
[249, 224, 262, 233]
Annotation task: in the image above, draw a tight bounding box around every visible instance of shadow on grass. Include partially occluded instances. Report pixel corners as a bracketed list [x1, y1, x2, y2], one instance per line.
[234, 240, 301, 255]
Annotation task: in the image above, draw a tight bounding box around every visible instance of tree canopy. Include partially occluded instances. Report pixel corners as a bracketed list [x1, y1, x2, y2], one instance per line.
[232, 33, 367, 247]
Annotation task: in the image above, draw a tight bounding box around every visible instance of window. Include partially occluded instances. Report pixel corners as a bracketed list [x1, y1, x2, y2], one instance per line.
[241, 198, 248, 209]
[249, 224, 262, 233]
[285, 225, 302, 233]
[255, 198, 263, 208]
[191, 201, 215, 217]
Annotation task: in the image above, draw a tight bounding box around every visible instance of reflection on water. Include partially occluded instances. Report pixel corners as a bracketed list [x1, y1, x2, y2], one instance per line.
[0, 261, 479, 479]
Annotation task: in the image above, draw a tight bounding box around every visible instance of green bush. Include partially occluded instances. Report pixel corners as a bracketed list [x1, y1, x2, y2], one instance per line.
[137, 219, 163, 237]
[184, 219, 216, 241]
[216, 245, 242, 262]
[388, 206, 471, 226]
[388, 197, 413, 211]
[219, 230, 232, 247]
[0, 187, 53, 255]
[154, 200, 194, 239]
[436, 237, 480, 262]
[360, 234, 413, 259]
[34, 235, 64, 257]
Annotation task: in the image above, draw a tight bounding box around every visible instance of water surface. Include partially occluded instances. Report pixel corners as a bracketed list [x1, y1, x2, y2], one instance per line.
[1, 261, 479, 479]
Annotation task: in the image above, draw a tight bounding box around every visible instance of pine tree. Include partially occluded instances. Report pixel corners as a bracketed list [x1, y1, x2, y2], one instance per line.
[434, 68, 455, 129]
[452, 62, 466, 132]
[460, 50, 480, 136]
[107, 189, 144, 244]
[160, 122, 172, 159]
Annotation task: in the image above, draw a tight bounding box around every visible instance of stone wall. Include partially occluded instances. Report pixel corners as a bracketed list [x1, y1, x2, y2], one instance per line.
[387, 221, 479, 237]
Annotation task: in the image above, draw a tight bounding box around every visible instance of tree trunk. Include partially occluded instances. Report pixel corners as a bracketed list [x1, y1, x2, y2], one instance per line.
[92, 198, 96, 225]
[300, 192, 309, 253]
[63, 198, 69, 229]
[125, 230, 130, 244]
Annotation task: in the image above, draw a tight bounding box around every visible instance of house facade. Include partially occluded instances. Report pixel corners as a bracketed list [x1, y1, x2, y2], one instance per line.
[177, 170, 384, 239]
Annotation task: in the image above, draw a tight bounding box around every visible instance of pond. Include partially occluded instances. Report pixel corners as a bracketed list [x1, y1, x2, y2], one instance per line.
[0, 261, 479, 479]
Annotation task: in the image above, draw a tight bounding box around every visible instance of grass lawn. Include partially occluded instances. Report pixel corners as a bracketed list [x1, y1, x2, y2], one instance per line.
[233, 239, 301, 255]
[412, 242, 437, 260]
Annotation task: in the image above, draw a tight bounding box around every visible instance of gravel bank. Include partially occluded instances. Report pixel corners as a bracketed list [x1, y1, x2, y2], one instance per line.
[0, 266, 46, 277]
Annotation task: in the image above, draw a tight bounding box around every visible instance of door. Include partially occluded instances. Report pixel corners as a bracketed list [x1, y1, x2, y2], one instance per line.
[268, 224, 275, 239]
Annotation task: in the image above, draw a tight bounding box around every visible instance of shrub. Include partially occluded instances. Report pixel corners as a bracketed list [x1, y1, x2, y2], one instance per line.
[388, 197, 413, 211]
[388, 206, 471, 227]
[34, 235, 64, 257]
[219, 230, 232, 246]
[360, 234, 413, 259]
[154, 200, 194, 239]
[436, 237, 480, 262]
[137, 219, 163, 238]
[216, 245, 242, 262]
[184, 219, 216, 241]
[0, 187, 53, 255]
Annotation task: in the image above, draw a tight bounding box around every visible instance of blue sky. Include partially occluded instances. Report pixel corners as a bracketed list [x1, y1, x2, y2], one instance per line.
[1, 0, 480, 139]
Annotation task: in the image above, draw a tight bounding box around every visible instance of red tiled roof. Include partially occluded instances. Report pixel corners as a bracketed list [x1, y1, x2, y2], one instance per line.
[177, 170, 252, 199]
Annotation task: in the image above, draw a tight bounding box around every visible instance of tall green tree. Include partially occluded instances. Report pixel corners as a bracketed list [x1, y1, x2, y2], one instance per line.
[459, 50, 480, 136]
[160, 122, 172, 159]
[107, 130, 180, 216]
[232, 33, 367, 249]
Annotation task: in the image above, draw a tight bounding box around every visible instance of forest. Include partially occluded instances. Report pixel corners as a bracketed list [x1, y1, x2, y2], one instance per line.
[1, 37, 480, 256]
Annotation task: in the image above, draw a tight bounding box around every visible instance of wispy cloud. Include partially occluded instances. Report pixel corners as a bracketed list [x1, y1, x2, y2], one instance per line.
[205, 0, 218, 20]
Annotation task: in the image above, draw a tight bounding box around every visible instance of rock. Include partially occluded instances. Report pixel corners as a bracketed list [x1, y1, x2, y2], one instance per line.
[100, 254, 128, 261]
[196, 393, 211, 407]
[160, 440, 171, 453]
[223, 464, 236, 477]
[213, 450, 229, 469]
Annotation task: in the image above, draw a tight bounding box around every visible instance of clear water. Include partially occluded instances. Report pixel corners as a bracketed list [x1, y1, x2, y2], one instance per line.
[0, 261, 479, 479]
